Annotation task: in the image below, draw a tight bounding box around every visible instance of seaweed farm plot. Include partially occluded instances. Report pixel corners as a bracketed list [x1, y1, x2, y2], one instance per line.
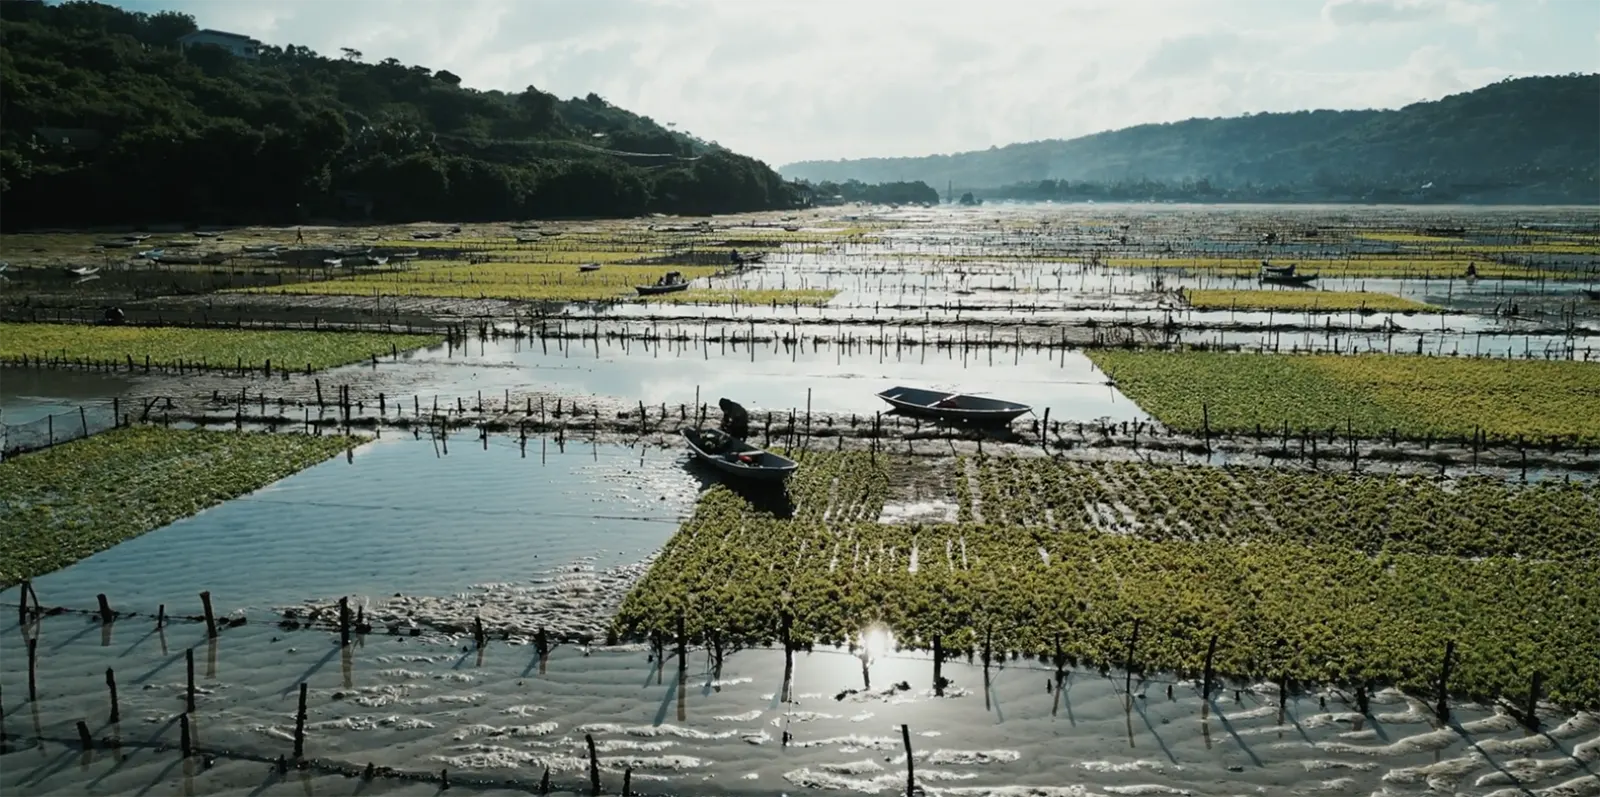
[1184, 288, 1441, 314]
[1088, 350, 1600, 443]
[0, 322, 443, 373]
[0, 427, 356, 586]
[618, 453, 1600, 708]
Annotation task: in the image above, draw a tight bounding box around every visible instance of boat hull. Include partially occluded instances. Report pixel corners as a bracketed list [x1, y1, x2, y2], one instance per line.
[681, 428, 797, 482]
[636, 282, 689, 296]
[876, 386, 1031, 426]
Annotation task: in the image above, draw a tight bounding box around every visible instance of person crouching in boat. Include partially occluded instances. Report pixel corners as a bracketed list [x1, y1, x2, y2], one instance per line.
[719, 398, 750, 440]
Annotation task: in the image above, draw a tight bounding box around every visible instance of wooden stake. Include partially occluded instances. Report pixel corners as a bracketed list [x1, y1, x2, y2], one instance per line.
[77, 720, 93, 751]
[179, 713, 191, 758]
[200, 591, 216, 639]
[1124, 618, 1141, 694]
[1435, 640, 1455, 722]
[96, 593, 114, 624]
[293, 683, 308, 758]
[156, 604, 165, 629]
[901, 723, 915, 796]
[1201, 634, 1218, 701]
[185, 648, 196, 713]
[106, 668, 120, 723]
[1522, 671, 1543, 730]
[27, 638, 38, 701]
[623, 767, 633, 796]
[339, 596, 350, 647]
[586, 733, 601, 795]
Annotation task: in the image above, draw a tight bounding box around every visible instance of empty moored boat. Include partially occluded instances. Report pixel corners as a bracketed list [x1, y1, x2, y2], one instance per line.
[876, 386, 1032, 426]
[681, 427, 798, 482]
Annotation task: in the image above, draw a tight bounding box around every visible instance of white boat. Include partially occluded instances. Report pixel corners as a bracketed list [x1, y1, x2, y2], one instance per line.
[323, 258, 343, 267]
[876, 386, 1032, 426]
[65, 266, 101, 277]
[681, 427, 798, 482]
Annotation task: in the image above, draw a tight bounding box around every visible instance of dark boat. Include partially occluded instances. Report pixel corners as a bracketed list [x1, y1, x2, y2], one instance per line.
[1260, 271, 1319, 285]
[729, 249, 766, 265]
[1584, 289, 1600, 301]
[681, 427, 798, 482]
[1260, 261, 1296, 276]
[636, 271, 690, 295]
[876, 386, 1032, 426]
[579, 263, 602, 272]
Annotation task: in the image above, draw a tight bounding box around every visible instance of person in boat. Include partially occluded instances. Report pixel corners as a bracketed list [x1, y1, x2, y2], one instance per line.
[718, 397, 749, 440]
[1465, 262, 1477, 278]
[729, 249, 742, 265]
[102, 306, 126, 325]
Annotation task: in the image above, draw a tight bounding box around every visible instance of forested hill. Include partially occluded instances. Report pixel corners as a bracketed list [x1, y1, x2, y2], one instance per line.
[0, 0, 798, 229]
[781, 75, 1600, 204]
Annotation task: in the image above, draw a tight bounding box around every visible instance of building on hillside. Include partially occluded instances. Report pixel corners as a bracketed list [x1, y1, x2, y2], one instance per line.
[178, 29, 262, 60]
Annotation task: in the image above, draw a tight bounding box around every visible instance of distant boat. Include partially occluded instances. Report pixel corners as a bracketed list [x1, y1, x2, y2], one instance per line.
[1260, 261, 1296, 277]
[729, 249, 766, 265]
[1260, 271, 1319, 285]
[783, 225, 801, 232]
[635, 271, 690, 295]
[240, 244, 281, 253]
[390, 250, 420, 260]
[138, 248, 165, 260]
[97, 240, 135, 249]
[1584, 289, 1600, 301]
[681, 427, 798, 483]
[366, 255, 389, 266]
[876, 386, 1032, 426]
[411, 231, 444, 240]
[65, 266, 100, 277]
[538, 230, 562, 237]
[579, 263, 601, 272]
[193, 231, 222, 238]
[323, 258, 343, 267]
[128, 233, 151, 241]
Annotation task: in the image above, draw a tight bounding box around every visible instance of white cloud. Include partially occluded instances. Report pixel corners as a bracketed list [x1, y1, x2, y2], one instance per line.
[121, 0, 1593, 166]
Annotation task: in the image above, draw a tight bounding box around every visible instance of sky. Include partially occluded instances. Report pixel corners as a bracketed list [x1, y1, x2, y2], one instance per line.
[112, 0, 1599, 167]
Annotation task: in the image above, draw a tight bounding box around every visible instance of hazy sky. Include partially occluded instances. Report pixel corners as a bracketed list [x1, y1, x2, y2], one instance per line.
[115, 0, 1598, 166]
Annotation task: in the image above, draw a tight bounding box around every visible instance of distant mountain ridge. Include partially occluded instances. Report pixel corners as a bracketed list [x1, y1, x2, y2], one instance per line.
[781, 75, 1600, 204]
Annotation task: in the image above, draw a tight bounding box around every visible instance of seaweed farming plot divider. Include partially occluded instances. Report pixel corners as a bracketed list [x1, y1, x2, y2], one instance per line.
[0, 399, 121, 459]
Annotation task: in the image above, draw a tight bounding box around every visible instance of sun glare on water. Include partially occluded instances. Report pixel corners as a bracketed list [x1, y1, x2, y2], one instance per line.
[861, 624, 894, 663]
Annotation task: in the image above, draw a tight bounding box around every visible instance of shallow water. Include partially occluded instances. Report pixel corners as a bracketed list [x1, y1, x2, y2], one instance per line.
[4, 436, 1597, 796]
[0, 369, 133, 425]
[397, 336, 1149, 422]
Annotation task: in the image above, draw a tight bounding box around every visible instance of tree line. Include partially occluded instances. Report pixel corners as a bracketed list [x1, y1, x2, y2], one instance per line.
[781, 74, 1600, 205]
[0, 0, 806, 230]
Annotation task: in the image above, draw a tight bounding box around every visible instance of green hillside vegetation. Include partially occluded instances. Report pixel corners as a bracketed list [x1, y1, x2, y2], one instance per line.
[0, 0, 800, 229]
[782, 75, 1600, 204]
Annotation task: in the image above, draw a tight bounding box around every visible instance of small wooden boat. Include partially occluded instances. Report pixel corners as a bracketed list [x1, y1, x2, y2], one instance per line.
[681, 427, 798, 482]
[1260, 262, 1296, 276]
[1260, 271, 1319, 285]
[390, 250, 420, 260]
[128, 233, 151, 241]
[65, 266, 100, 277]
[366, 255, 389, 266]
[783, 225, 801, 232]
[240, 244, 281, 253]
[1584, 289, 1600, 301]
[729, 249, 766, 265]
[323, 258, 343, 267]
[636, 271, 690, 295]
[876, 386, 1032, 426]
[411, 231, 444, 240]
[579, 263, 602, 272]
[97, 240, 135, 249]
[138, 248, 165, 260]
[193, 231, 221, 238]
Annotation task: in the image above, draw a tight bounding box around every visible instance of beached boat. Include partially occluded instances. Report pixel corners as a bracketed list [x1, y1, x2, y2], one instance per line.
[323, 258, 343, 267]
[876, 386, 1032, 426]
[240, 244, 281, 253]
[681, 427, 798, 482]
[1260, 262, 1297, 277]
[579, 263, 602, 272]
[389, 250, 420, 260]
[729, 249, 766, 265]
[366, 255, 389, 266]
[636, 271, 690, 295]
[65, 266, 100, 277]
